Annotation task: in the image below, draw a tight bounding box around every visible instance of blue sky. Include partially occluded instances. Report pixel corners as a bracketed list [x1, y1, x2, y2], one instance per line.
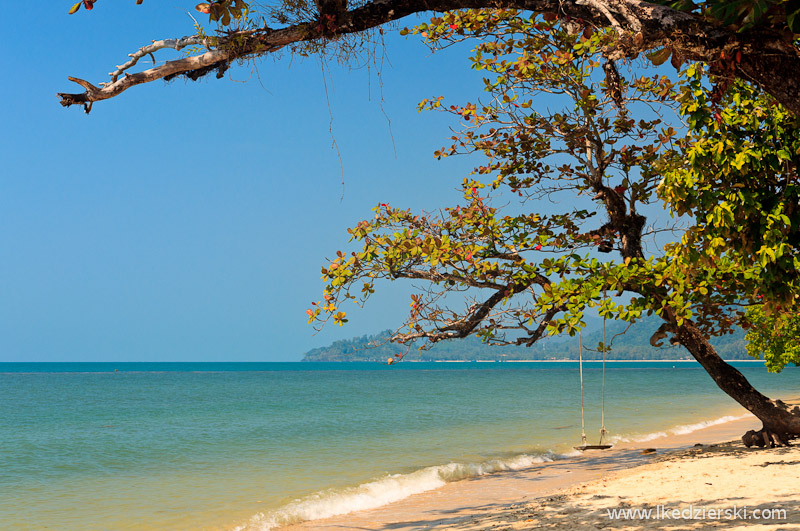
[1, 3, 678, 362]
[0, 2, 506, 361]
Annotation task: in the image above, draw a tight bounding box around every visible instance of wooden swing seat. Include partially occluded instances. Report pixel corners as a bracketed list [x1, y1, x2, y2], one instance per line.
[574, 444, 613, 451]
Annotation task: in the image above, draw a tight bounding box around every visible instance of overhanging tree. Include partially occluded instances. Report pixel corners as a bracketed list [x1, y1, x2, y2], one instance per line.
[306, 11, 800, 445]
[58, 1, 800, 116]
[60, 2, 800, 444]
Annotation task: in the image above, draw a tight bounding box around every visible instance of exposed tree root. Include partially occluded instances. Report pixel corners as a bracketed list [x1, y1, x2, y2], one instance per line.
[742, 427, 797, 448]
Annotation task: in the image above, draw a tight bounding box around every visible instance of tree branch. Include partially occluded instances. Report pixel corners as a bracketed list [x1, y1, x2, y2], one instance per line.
[515, 303, 566, 346]
[58, 0, 800, 116]
[107, 36, 208, 83]
[391, 271, 549, 342]
[578, 0, 625, 35]
[394, 267, 508, 290]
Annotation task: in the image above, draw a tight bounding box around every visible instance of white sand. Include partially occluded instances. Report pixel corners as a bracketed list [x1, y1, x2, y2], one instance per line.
[283, 414, 800, 530]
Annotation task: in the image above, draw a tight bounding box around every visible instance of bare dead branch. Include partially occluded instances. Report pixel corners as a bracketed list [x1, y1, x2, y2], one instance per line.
[58, 49, 235, 108]
[107, 36, 208, 83]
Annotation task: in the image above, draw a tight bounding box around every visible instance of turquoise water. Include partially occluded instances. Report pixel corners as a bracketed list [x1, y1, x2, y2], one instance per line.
[1, 361, 797, 530]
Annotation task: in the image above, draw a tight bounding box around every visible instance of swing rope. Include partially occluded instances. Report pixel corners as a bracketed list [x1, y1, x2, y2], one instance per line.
[578, 328, 587, 446]
[577, 298, 609, 448]
[600, 301, 608, 445]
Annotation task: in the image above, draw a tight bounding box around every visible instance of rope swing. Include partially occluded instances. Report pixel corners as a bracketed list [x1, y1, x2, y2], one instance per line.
[575, 303, 612, 451]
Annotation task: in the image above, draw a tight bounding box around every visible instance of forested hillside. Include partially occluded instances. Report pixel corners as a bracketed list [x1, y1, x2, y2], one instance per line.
[302, 316, 747, 361]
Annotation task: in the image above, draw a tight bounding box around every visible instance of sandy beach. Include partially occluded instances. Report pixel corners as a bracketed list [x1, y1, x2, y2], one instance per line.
[284, 413, 800, 530]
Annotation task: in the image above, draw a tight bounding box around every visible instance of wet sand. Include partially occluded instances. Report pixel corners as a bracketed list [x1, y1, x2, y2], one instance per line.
[283, 413, 800, 530]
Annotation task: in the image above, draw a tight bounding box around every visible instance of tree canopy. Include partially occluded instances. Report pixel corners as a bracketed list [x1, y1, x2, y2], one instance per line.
[301, 8, 799, 442]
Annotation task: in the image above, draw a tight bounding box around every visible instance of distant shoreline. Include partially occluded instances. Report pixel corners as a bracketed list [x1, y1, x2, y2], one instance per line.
[429, 359, 764, 363]
[303, 359, 765, 363]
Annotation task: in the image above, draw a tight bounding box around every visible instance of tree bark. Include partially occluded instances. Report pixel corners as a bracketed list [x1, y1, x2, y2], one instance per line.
[58, 0, 800, 116]
[675, 320, 800, 445]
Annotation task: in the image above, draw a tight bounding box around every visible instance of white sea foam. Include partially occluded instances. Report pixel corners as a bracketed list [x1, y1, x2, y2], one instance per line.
[235, 453, 554, 530]
[611, 414, 751, 444]
[235, 415, 752, 529]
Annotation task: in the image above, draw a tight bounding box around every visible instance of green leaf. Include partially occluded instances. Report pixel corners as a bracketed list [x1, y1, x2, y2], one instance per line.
[787, 0, 800, 33]
[68, 1, 82, 14]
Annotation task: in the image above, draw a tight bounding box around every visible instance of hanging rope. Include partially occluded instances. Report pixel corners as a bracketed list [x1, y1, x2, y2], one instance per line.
[576, 295, 611, 449]
[600, 293, 608, 445]
[578, 328, 587, 446]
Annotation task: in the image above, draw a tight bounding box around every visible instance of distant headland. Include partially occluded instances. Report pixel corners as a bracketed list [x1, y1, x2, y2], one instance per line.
[302, 316, 747, 362]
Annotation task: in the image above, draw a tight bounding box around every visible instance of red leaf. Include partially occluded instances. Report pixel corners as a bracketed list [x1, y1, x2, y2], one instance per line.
[449, 24, 457, 30]
[534, 244, 542, 251]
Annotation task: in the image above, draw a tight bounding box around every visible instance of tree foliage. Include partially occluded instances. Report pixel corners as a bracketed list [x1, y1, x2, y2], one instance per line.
[304, 7, 799, 378]
[303, 7, 800, 441]
[310, 10, 693, 345]
[653, 0, 800, 33]
[659, 65, 800, 332]
[745, 305, 800, 372]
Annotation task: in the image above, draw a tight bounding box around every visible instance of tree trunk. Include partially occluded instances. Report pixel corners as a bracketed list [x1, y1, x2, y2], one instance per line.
[675, 320, 800, 446]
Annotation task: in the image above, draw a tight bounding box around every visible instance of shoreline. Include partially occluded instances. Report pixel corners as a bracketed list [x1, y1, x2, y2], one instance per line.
[301, 359, 766, 363]
[280, 413, 777, 530]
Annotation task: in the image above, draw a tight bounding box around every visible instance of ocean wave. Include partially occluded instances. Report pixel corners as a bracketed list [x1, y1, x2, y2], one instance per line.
[235, 452, 555, 530]
[611, 414, 751, 444]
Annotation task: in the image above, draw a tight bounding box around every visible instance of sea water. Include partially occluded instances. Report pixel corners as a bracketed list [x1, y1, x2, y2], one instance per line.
[1, 361, 797, 530]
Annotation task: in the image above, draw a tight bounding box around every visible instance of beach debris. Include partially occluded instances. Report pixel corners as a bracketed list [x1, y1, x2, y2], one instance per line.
[641, 448, 657, 454]
[543, 494, 567, 504]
